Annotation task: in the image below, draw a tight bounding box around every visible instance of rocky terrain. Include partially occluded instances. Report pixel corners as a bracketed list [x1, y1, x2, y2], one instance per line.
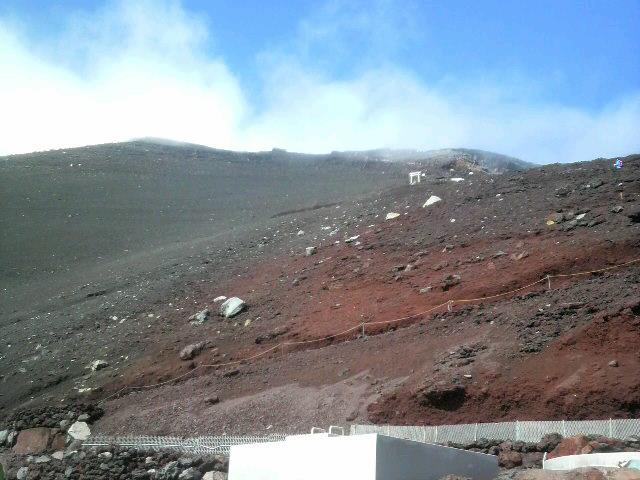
[1, 142, 639, 477]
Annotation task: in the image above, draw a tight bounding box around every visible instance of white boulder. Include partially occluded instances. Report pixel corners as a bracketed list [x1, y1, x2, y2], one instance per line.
[422, 195, 442, 208]
[385, 212, 400, 220]
[67, 422, 91, 441]
[219, 297, 246, 318]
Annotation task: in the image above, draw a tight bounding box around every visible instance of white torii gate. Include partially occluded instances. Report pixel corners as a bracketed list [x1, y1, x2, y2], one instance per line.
[409, 171, 421, 185]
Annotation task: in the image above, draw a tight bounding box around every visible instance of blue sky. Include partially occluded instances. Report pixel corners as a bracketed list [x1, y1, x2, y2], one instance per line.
[1, 0, 638, 162]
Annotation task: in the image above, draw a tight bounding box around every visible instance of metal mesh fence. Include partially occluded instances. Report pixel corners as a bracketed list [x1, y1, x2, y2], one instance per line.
[81, 419, 640, 456]
[83, 434, 286, 456]
[351, 419, 640, 444]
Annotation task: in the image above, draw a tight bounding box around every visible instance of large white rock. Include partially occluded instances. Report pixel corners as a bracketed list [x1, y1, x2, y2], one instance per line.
[219, 297, 246, 318]
[67, 421, 91, 441]
[385, 212, 400, 220]
[422, 195, 442, 208]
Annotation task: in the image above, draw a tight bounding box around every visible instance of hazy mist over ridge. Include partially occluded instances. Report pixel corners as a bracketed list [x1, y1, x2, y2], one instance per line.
[1, 0, 638, 162]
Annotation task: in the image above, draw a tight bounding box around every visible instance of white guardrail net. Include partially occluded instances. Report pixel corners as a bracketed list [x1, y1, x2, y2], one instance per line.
[351, 419, 640, 444]
[83, 434, 286, 456]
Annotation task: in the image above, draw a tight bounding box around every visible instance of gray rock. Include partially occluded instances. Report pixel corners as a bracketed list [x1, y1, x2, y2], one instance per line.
[64, 466, 74, 477]
[219, 297, 246, 318]
[180, 342, 208, 361]
[88, 359, 109, 371]
[179, 467, 203, 480]
[611, 205, 624, 213]
[160, 460, 180, 479]
[98, 451, 113, 460]
[0, 430, 8, 445]
[178, 457, 195, 468]
[608, 360, 619, 367]
[59, 419, 69, 429]
[16, 467, 29, 480]
[305, 246, 317, 256]
[77, 413, 90, 422]
[34, 455, 51, 464]
[203, 472, 227, 480]
[189, 309, 211, 325]
[67, 421, 91, 440]
[6, 431, 18, 447]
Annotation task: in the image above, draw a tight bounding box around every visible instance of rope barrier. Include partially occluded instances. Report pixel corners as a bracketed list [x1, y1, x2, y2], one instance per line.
[98, 255, 640, 404]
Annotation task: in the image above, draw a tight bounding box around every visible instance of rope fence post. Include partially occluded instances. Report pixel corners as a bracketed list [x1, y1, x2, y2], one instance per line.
[474, 423, 478, 442]
[447, 300, 453, 312]
[609, 418, 613, 438]
[546, 275, 551, 290]
[434, 425, 438, 444]
[361, 323, 366, 338]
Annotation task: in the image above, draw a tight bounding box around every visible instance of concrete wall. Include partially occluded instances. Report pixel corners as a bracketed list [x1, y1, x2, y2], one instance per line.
[375, 435, 498, 480]
[544, 452, 640, 470]
[228, 433, 498, 480]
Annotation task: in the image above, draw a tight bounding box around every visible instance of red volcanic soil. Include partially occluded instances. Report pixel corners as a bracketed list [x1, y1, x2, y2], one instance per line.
[4, 154, 639, 437]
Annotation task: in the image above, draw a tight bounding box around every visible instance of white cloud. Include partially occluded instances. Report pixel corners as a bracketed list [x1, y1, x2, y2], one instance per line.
[0, 0, 638, 163]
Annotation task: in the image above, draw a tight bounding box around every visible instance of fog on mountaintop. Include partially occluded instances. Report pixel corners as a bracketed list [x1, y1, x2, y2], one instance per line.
[1, 1, 639, 162]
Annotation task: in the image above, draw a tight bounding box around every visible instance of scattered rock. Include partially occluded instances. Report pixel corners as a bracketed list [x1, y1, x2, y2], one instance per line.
[6, 432, 17, 447]
[385, 212, 400, 220]
[12, 428, 51, 455]
[305, 246, 317, 256]
[0, 430, 8, 445]
[87, 359, 109, 372]
[50, 433, 66, 451]
[180, 342, 208, 361]
[419, 287, 432, 294]
[206, 395, 220, 405]
[510, 251, 529, 261]
[179, 467, 204, 480]
[52, 451, 65, 460]
[34, 455, 51, 464]
[16, 467, 28, 480]
[627, 205, 640, 223]
[611, 205, 624, 213]
[67, 422, 91, 441]
[77, 413, 90, 422]
[213, 296, 226, 303]
[345, 235, 359, 243]
[423, 195, 442, 208]
[546, 435, 589, 459]
[499, 450, 523, 468]
[203, 472, 227, 480]
[219, 297, 246, 318]
[440, 274, 461, 291]
[493, 251, 507, 258]
[608, 360, 618, 367]
[189, 309, 211, 324]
